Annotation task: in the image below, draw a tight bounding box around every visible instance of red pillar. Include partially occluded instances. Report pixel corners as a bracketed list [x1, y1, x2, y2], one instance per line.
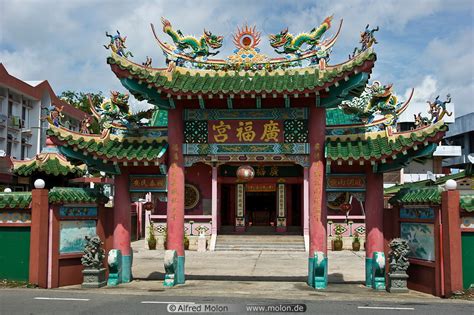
[366, 170, 384, 257]
[365, 169, 385, 288]
[309, 107, 327, 255]
[308, 107, 327, 289]
[441, 189, 463, 296]
[167, 107, 185, 283]
[114, 168, 132, 282]
[29, 189, 49, 288]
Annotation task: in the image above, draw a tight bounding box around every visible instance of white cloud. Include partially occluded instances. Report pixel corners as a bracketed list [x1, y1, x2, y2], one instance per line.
[399, 76, 438, 122]
[0, 0, 472, 120]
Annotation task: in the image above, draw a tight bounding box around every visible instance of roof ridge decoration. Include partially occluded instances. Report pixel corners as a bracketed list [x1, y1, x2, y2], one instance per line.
[350, 24, 379, 59]
[161, 17, 224, 58]
[333, 81, 413, 133]
[414, 94, 453, 128]
[104, 30, 134, 58]
[89, 91, 154, 134]
[151, 16, 344, 72]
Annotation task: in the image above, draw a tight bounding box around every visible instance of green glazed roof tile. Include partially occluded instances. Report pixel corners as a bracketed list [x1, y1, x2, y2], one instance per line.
[48, 187, 105, 204]
[461, 195, 474, 212]
[107, 50, 376, 95]
[389, 187, 442, 205]
[326, 122, 447, 161]
[0, 192, 32, 209]
[46, 127, 168, 163]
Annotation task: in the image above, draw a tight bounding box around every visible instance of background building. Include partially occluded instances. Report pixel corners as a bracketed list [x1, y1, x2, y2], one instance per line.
[0, 64, 87, 160]
[383, 99, 462, 186]
[442, 112, 474, 170]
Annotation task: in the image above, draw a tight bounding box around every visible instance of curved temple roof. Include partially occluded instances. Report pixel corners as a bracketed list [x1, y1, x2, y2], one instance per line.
[108, 48, 376, 107]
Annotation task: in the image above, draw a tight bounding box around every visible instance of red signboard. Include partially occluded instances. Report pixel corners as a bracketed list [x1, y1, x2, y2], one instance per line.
[327, 176, 365, 189]
[129, 176, 167, 192]
[246, 183, 276, 192]
[208, 120, 283, 143]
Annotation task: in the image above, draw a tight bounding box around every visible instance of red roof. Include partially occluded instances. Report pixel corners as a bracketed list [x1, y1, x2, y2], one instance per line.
[0, 63, 89, 120]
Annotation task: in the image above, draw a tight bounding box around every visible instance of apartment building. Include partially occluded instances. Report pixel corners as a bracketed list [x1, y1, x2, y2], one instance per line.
[384, 98, 461, 186]
[442, 112, 474, 170]
[0, 63, 87, 160]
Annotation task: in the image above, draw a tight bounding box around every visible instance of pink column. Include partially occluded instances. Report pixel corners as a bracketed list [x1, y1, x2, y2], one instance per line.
[166, 107, 185, 283]
[303, 167, 309, 251]
[308, 107, 327, 289]
[365, 169, 385, 288]
[210, 165, 218, 250]
[309, 107, 327, 255]
[365, 170, 384, 257]
[113, 168, 132, 282]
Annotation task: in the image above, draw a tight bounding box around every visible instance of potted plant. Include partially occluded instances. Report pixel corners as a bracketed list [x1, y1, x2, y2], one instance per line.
[332, 224, 343, 251]
[148, 222, 157, 250]
[352, 231, 361, 251]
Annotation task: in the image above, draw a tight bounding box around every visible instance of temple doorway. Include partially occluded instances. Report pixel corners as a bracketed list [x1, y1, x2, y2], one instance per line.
[246, 192, 276, 227]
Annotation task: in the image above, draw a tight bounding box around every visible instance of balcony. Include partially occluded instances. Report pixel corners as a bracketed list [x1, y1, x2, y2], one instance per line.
[7, 115, 21, 131]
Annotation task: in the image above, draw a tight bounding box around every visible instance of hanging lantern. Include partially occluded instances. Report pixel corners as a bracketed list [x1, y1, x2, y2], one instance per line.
[143, 201, 154, 211]
[340, 202, 352, 213]
[236, 165, 255, 182]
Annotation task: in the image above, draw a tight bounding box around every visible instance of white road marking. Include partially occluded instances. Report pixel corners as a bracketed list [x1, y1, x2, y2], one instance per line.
[34, 297, 90, 301]
[141, 301, 196, 304]
[358, 306, 415, 310]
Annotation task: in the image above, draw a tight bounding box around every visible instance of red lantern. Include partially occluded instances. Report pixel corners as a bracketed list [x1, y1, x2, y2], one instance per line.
[340, 202, 352, 212]
[236, 165, 255, 182]
[143, 201, 154, 211]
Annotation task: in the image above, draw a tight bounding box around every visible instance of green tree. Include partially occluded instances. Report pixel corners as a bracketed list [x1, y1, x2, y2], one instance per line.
[58, 91, 104, 133]
[58, 90, 104, 115]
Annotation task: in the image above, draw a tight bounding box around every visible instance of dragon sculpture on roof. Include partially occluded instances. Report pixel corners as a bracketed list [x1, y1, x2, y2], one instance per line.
[414, 94, 453, 127]
[161, 17, 224, 58]
[90, 91, 153, 132]
[269, 15, 333, 55]
[339, 81, 402, 126]
[104, 30, 133, 58]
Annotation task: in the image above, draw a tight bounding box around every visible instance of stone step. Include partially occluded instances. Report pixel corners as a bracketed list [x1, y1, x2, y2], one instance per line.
[216, 235, 305, 251]
[215, 247, 305, 252]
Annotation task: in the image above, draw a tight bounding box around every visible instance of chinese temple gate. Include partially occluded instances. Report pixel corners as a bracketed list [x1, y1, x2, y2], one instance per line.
[47, 16, 448, 289]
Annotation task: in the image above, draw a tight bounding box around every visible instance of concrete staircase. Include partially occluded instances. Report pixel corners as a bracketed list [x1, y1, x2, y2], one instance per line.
[215, 234, 305, 252]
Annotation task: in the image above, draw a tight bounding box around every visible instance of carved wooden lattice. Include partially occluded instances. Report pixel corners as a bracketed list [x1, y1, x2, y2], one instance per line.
[284, 120, 308, 143]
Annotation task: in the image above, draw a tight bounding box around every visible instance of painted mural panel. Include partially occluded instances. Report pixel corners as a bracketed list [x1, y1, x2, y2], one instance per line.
[59, 220, 96, 254]
[60, 206, 97, 217]
[400, 207, 435, 220]
[400, 222, 435, 261]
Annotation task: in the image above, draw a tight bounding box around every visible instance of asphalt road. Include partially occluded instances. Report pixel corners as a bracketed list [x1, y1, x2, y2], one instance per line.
[0, 289, 472, 315]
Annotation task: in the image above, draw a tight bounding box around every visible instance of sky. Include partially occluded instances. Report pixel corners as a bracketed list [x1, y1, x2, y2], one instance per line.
[0, 0, 473, 118]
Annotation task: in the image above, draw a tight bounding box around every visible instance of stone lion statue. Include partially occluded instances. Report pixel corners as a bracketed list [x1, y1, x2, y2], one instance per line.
[388, 238, 410, 273]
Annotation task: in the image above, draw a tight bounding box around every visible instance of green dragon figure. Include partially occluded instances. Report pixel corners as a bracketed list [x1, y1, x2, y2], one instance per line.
[339, 81, 399, 124]
[269, 15, 333, 54]
[161, 17, 223, 58]
[91, 91, 152, 131]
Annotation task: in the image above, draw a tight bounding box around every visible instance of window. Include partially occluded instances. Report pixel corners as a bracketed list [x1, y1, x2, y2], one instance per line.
[6, 140, 12, 156]
[21, 106, 28, 128]
[8, 101, 13, 116]
[21, 145, 26, 159]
